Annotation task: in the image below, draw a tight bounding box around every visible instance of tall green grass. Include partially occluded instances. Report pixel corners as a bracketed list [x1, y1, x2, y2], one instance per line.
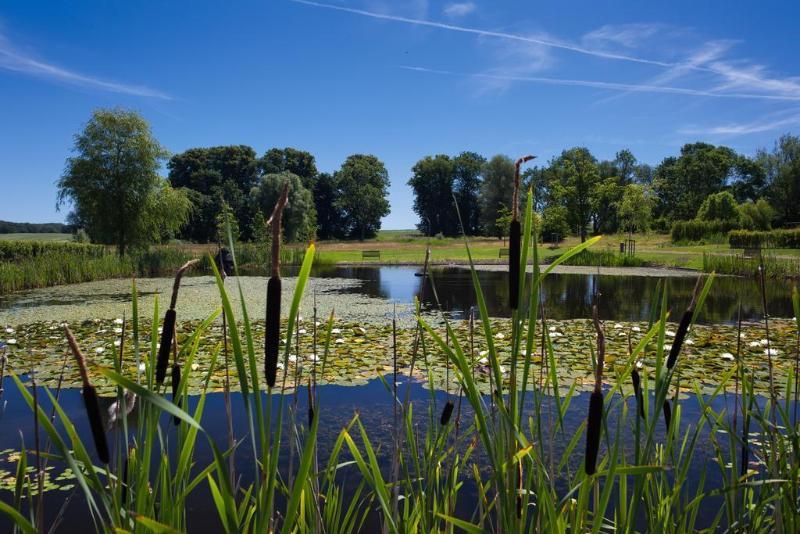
[703, 252, 800, 278]
[3, 192, 799, 532]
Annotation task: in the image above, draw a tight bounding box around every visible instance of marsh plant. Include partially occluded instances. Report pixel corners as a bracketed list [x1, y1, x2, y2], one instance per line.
[3, 190, 800, 533]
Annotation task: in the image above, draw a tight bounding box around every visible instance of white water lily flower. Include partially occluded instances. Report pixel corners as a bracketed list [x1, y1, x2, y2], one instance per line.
[550, 332, 563, 337]
[298, 329, 307, 335]
[636, 360, 644, 369]
[138, 362, 146, 372]
[685, 339, 694, 345]
[632, 326, 641, 332]
[95, 347, 105, 354]
[764, 348, 780, 356]
[721, 353, 735, 361]
[355, 326, 366, 335]
[191, 363, 200, 371]
[748, 341, 761, 347]
[499, 365, 508, 374]
[478, 350, 489, 357]
[478, 357, 489, 364]
[665, 330, 676, 337]
[331, 328, 341, 334]
[114, 328, 123, 334]
[663, 344, 672, 351]
[114, 340, 121, 347]
[618, 331, 627, 337]
[114, 318, 123, 325]
[288, 355, 298, 363]
[759, 339, 769, 346]
[495, 332, 505, 339]
[335, 338, 345, 344]
[7, 339, 17, 345]
[277, 362, 285, 370]
[549, 326, 557, 332]
[614, 323, 623, 329]
[5, 327, 14, 334]
[307, 353, 319, 362]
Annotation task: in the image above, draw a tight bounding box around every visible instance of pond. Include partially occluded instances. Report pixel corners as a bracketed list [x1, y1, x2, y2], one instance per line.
[0, 265, 797, 532]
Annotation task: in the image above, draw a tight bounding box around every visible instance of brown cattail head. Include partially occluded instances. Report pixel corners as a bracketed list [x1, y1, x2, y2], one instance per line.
[64, 326, 110, 463]
[631, 368, 645, 419]
[440, 400, 454, 425]
[584, 390, 603, 475]
[512, 155, 536, 221]
[156, 309, 176, 385]
[171, 363, 181, 426]
[667, 276, 703, 370]
[663, 400, 672, 431]
[509, 219, 521, 310]
[265, 276, 282, 388]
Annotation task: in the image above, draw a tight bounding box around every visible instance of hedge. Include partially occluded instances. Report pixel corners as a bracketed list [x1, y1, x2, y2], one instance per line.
[670, 220, 739, 243]
[728, 229, 800, 249]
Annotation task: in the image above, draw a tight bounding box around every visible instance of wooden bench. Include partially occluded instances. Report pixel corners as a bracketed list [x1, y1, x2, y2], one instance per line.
[362, 250, 381, 260]
[498, 248, 510, 258]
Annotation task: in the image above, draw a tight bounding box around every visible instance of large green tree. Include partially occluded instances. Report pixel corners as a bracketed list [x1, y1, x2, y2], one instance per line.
[260, 147, 318, 190]
[652, 143, 738, 222]
[57, 109, 190, 255]
[453, 151, 486, 235]
[480, 155, 516, 238]
[756, 134, 800, 225]
[168, 145, 259, 242]
[548, 147, 601, 242]
[251, 171, 316, 242]
[618, 184, 653, 234]
[408, 155, 458, 236]
[335, 154, 391, 240]
[313, 172, 348, 240]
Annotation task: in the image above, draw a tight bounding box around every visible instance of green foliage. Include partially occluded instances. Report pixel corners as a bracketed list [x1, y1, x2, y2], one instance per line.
[696, 191, 740, 222]
[452, 151, 486, 235]
[618, 183, 653, 233]
[493, 205, 513, 240]
[260, 147, 318, 190]
[548, 147, 601, 241]
[702, 252, 800, 277]
[728, 228, 800, 249]
[738, 199, 775, 230]
[408, 155, 458, 236]
[545, 248, 647, 267]
[313, 172, 348, 240]
[540, 205, 570, 243]
[57, 108, 180, 255]
[0, 240, 106, 261]
[670, 220, 739, 243]
[479, 155, 516, 237]
[168, 145, 259, 242]
[756, 134, 800, 226]
[215, 202, 240, 243]
[251, 171, 317, 242]
[335, 154, 391, 240]
[0, 221, 69, 234]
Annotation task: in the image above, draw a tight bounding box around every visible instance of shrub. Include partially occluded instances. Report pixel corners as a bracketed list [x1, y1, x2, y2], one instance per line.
[738, 199, 775, 231]
[670, 220, 738, 243]
[0, 240, 107, 261]
[541, 205, 570, 243]
[728, 228, 800, 249]
[696, 191, 739, 222]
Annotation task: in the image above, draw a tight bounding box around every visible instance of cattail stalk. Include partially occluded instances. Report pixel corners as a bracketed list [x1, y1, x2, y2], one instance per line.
[65, 326, 109, 464]
[156, 259, 199, 385]
[585, 304, 605, 475]
[265, 184, 290, 388]
[440, 401, 454, 425]
[509, 155, 535, 310]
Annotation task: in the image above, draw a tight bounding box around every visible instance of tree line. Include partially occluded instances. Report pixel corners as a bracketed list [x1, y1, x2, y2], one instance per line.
[408, 139, 800, 242]
[57, 109, 391, 255]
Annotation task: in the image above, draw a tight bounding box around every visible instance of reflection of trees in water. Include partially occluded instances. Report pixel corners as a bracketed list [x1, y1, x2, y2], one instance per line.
[313, 266, 795, 324]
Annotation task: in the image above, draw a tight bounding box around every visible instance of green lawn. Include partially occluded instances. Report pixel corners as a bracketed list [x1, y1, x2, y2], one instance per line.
[0, 232, 72, 241]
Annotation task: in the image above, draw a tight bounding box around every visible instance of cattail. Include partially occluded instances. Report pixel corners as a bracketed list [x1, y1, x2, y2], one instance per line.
[631, 368, 645, 419]
[440, 400, 454, 425]
[64, 326, 109, 464]
[265, 184, 289, 388]
[585, 304, 605, 476]
[171, 363, 181, 426]
[509, 155, 535, 310]
[156, 260, 199, 385]
[307, 378, 315, 428]
[585, 390, 603, 475]
[663, 400, 672, 431]
[667, 276, 703, 370]
[509, 220, 521, 309]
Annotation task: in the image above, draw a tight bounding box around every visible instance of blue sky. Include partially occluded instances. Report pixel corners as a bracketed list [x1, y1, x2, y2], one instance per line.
[1, 1, 799, 229]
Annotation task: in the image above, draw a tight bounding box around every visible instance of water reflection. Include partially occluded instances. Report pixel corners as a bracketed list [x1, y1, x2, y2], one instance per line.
[311, 266, 794, 324]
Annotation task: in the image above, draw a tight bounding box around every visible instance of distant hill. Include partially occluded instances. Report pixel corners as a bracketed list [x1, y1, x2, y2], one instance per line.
[0, 220, 71, 234]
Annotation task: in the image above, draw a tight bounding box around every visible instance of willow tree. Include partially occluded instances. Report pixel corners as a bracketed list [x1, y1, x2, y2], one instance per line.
[57, 109, 190, 255]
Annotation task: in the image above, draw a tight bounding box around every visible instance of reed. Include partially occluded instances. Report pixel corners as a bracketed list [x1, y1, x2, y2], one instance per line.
[509, 155, 534, 310]
[265, 184, 289, 388]
[155, 259, 199, 385]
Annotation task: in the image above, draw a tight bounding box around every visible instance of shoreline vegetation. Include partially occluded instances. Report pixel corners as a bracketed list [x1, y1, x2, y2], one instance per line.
[2, 231, 799, 295]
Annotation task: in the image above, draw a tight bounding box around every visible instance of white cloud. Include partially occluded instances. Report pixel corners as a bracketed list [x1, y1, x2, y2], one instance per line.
[680, 110, 800, 136]
[443, 2, 476, 18]
[0, 31, 170, 99]
[582, 23, 663, 49]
